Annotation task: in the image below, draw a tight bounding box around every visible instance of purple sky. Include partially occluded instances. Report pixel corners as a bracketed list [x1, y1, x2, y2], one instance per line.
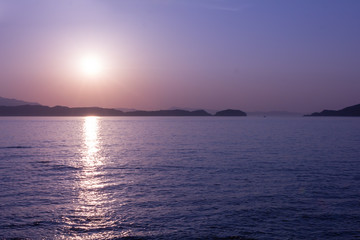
[0, 0, 359, 113]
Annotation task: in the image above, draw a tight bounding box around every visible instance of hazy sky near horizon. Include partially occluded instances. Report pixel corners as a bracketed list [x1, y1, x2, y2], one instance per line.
[0, 0, 359, 112]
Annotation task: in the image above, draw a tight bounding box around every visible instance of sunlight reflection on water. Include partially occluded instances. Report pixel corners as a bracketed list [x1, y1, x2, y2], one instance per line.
[84, 116, 101, 166]
[80, 116, 105, 208]
[60, 117, 119, 239]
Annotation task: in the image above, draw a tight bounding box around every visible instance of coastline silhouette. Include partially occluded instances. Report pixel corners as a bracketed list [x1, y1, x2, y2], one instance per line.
[305, 104, 360, 117]
[0, 104, 248, 117]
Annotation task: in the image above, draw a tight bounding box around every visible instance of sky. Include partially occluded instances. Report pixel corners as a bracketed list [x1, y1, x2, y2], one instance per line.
[0, 0, 359, 113]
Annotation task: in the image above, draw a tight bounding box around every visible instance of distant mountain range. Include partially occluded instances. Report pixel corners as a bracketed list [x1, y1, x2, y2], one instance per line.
[305, 104, 360, 117]
[0, 96, 40, 106]
[247, 111, 303, 117]
[0, 104, 248, 117]
[0, 96, 249, 117]
[8, 97, 358, 117]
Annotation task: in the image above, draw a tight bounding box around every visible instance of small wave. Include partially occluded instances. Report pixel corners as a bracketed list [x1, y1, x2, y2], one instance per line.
[4, 221, 42, 229]
[212, 236, 256, 240]
[1, 146, 32, 149]
[35, 160, 51, 164]
[353, 175, 360, 181]
[1, 238, 31, 240]
[109, 235, 257, 240]
[50, 164, 80, 171]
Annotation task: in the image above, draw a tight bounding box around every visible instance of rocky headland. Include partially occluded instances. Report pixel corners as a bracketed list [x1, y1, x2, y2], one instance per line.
[305, 104, 360, 117]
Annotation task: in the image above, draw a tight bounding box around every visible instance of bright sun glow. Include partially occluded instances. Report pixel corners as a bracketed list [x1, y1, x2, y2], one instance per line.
[79, 54, 105, 78]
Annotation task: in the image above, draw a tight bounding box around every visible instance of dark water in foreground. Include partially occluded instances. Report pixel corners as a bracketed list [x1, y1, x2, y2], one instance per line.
[0, 117, 359, 240]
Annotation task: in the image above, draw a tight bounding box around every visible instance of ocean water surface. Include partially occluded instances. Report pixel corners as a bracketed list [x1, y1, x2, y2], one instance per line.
[0, 116, 359, 239]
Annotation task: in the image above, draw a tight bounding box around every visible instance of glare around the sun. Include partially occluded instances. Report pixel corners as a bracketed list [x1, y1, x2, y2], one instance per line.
[79, 55, 105, 78]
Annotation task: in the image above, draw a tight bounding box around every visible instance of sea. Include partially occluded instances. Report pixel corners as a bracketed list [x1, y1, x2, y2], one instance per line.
[0, 116, 359, 240]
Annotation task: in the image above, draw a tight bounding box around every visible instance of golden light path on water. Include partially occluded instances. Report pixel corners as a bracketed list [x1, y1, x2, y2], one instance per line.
[60, 116, 129, 239]
[83, 116, 101, 166]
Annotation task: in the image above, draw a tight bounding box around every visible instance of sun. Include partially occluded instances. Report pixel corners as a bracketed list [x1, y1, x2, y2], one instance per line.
[78, 54, 105, 78]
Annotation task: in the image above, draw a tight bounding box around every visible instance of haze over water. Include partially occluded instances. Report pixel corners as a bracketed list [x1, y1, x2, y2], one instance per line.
[1, 0, 360, 112]
[1, 117, 359, 239]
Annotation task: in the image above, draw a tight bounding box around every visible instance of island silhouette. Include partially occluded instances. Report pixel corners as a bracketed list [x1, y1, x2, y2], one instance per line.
[0, 104, 247, 117]
[215, 109, 247, 116]
[4, 96, 359, 117]
[305, 104, 360, 117]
